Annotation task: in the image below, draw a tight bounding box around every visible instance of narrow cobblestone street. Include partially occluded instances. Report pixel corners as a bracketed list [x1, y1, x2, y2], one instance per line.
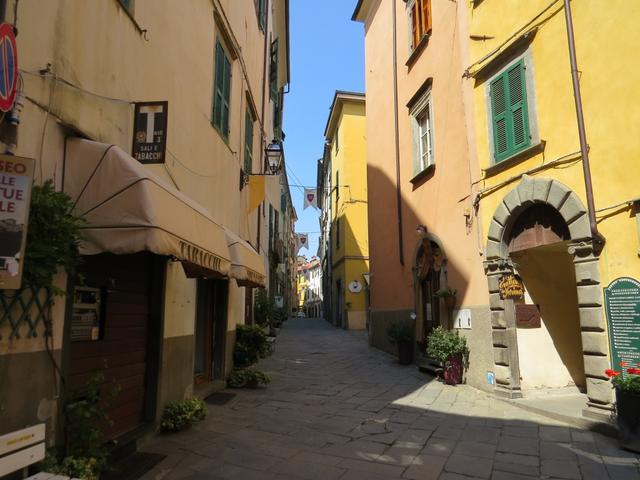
[141, 318, 640, 480]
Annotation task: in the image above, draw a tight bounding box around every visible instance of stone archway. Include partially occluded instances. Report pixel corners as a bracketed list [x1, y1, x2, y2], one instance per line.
[484, 175, 611, 418]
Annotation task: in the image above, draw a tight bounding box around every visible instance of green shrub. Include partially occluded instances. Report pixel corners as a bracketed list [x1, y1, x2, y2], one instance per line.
[160, 397, 208, 433]
[426, 326, 468, 365]
[254, 289, 275, 327]
[233, 324, 272, 367]
[227, 368, 271, 388]
[41, 453, 99, 480]
[387, 320, 414, 344]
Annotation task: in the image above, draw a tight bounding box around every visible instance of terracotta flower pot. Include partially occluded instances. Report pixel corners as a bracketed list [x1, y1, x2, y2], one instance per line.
[397, 341, 414, 365]
[443, 354, 463, 385]
[616, 388, 640, 452]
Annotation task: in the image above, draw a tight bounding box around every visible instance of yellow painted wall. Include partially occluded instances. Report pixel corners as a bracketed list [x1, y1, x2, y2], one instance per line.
[328, 97, 369, 328]
[468, 0, 640, 288]
[4, 0, 288, 358]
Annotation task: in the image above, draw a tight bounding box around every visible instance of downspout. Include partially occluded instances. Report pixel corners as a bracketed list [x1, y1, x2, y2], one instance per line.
[563, 0, 605, 251]
[257, 0, 271, 252]
[392, 0, 405, 265]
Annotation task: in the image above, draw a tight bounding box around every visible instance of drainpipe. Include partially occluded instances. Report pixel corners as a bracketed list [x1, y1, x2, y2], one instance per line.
[392, 0, 404, 266]
[563, 0, 605, 251]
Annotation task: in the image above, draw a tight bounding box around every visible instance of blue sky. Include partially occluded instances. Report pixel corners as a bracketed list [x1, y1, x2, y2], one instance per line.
[283, 0, 364, 258]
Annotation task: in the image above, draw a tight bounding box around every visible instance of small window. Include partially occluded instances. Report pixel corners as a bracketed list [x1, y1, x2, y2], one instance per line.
[489, 59, 531, 162]
[407, 0, 432, 51]
[336, 217, 341, 249]
[254, 0, 266, 31]
[244, 109, 254, 174]
[212, 39, 232, 138]
[410, 89, 435, 175]
[335, 170, 340, 203]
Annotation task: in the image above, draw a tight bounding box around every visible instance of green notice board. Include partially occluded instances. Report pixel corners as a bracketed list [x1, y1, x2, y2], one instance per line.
[604, 277, 640, 378]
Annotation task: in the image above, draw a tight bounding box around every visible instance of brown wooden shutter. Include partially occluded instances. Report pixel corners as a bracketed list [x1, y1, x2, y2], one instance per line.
[412, 3, 419, 48]
[424, 0, 432, 34]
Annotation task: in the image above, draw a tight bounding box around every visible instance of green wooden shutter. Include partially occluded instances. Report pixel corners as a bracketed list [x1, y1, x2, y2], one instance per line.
[244, 110, 253, 173]
[222, 54, 231, 137]
[213, 41, 224, 129]
[491, 59, 530, 162]
[490, 75, 509, 160]
[507, 61, 530, 152]
[270, 40, 279, 101]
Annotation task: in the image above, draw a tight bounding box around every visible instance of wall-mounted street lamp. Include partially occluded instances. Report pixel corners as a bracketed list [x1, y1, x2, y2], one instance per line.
[265, 139, 283, 175]
[241, 139, 284, 190]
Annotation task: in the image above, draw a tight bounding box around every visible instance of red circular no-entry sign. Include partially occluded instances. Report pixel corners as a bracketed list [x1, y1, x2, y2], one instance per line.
[0, 23, 18, 113]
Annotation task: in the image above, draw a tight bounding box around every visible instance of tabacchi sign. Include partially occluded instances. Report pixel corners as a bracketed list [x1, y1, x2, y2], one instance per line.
[0, 155, 34, 289]
[132, 101, 168, 164]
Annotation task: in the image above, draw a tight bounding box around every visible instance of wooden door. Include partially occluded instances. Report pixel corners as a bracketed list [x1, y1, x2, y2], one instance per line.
[68, 253, 159, 440]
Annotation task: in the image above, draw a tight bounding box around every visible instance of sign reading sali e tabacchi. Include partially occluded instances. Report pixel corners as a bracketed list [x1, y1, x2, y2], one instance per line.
[132, 101, 168, 164]
[605, 277, 640, 378]
[0, 155, 34, 289]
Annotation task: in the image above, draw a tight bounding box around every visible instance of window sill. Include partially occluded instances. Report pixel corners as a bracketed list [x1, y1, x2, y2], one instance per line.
[483, 140, 545, 178]
[406, 33, 431, 69]
[410, 163, 435, 185]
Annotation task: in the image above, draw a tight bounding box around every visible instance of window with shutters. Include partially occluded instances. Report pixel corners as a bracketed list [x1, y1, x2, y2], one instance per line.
[410, 88, 435, 177]
[407, 0, 432, 51]
[244, 109, 254, 174]
[489, 59, 531, 162]
[270, 39, 279, 102]
[212, 39, 232, 139]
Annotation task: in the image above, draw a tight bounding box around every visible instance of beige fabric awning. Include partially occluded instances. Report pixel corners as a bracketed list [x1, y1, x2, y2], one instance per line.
[63, 138, 231, 278]
[225, 229, 266, 288]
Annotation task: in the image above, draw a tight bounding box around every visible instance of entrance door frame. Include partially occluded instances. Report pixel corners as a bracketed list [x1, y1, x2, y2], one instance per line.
[484, 175, 611, 418]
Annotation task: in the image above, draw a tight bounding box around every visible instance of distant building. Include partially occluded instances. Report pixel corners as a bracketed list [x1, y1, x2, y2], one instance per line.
[296, 257, 322, 317]
[318, 91, 369, 329]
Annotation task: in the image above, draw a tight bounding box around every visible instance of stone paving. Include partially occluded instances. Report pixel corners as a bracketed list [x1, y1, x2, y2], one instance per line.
[140, 318, 640, 480]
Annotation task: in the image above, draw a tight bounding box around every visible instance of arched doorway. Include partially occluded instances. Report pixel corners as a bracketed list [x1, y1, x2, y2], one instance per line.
[414, 233, 446, 350]
[507, 204, 586, 391]
[484, 175, 611, 416]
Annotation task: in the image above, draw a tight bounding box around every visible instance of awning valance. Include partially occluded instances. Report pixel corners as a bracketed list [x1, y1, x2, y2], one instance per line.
[63, 138, 231, 278]
[225, 229, 266, 288]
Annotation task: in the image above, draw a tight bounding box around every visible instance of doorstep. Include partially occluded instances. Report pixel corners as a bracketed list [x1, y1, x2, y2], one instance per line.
[497, 391, 618, 438]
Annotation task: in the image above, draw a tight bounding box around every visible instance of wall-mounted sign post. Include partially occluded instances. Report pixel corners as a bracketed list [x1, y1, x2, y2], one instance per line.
[499, 273, 524, 300]
[605, 277, 640, 377]
[132, 101, 168, 164]
[0, 155, 34, 289]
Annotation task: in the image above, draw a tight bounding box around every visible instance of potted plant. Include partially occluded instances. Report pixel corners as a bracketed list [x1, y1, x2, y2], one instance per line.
[227, 368, 271, 389]
[435, 287, 457, 311]
[426, 326, 467, 385]
[387, 320, 414, 365]
[605, 363, 640, 452]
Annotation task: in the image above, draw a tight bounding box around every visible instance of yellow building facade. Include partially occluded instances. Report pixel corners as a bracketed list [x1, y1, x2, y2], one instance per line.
[322, 92, 369, 330]
[466, 0, 640, 416]
[0, 0, 293, 444]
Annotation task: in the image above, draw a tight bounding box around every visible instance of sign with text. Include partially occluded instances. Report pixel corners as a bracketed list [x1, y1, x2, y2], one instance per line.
[498, 273, 525, 300]
[605, 277, 640, 378]
[132, 101, 168, 164]
[0, 155, 34, 289]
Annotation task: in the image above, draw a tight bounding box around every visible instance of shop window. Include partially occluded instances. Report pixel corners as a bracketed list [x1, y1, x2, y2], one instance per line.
[212, 39, 232, 139]
[489, 58, 532, 163]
